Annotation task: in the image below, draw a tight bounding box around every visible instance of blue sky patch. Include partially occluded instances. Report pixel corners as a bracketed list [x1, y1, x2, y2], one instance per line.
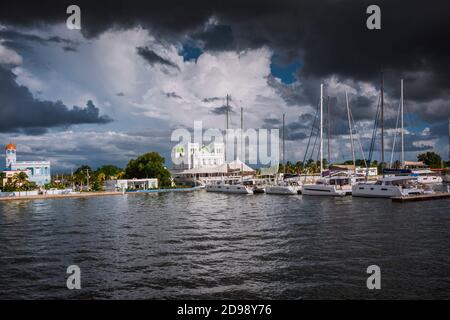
[180, 43, 203, 62]
[270, 54, 301, 84]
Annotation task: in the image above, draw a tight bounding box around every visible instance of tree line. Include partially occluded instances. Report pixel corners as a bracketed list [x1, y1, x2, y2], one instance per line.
[0, 151, 172, 192]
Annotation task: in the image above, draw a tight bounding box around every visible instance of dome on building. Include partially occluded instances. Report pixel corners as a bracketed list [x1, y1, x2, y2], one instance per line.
[6, 143, 16, 150]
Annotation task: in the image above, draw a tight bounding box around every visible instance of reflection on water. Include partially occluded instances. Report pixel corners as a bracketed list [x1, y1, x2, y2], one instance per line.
[1, 191, 450, 299]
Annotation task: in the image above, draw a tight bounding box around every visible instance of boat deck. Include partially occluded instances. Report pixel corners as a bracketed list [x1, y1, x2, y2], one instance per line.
[391, 192, 450, 202]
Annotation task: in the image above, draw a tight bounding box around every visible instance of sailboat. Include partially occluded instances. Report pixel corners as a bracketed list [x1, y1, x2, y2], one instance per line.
[384, 79, 442, 184]
[302, 83, 355, 196]
[352, 77, 425, 198]
[265, 113, 302, 195]
[205, 95, 253, 195]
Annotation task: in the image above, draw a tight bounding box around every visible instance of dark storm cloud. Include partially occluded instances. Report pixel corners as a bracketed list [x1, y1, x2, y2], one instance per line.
[429, 121, 449, 137]
[262, 113, 316, 141]
[287, 131, 307, 141]
[62, 46, 77, 52]
[192, 25, 235, 51]
[164, 91, 182, 99]
[0, 29, 76, 45]
[263, 117, 281, 126]
[136, 46, 179, 69]
[202, 97, 222, 103]
[1, 1, 449, 121]
[1, 1, 449, 90]
[210, 105, 233, 115]
[0, 66, 112, 134]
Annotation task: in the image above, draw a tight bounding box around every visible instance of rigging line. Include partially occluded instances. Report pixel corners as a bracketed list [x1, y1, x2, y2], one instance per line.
[302, 105, 319, 167]
[390, 100, 401, 167]
[349, 107, 367, 168]
[368, 94, 381, 172]
[310, 125, 320, 162]
[302, 103, 320, 181]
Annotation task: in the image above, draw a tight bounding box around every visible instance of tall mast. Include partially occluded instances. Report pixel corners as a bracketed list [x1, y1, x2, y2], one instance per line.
[401, 78, 404, 167]
[241, 106, 243, 172]
[448, 116, 450, 164]
[225, 94, 229, 162]
[345, 90, 356, 166]
[320, 83, 324, 174]
[327, 96, 331, 164]
[381, 72, 385, 176]
[282, 113, 286, 173]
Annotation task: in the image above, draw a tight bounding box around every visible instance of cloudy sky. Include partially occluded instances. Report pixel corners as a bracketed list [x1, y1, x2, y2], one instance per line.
[0, 0, 449, 172]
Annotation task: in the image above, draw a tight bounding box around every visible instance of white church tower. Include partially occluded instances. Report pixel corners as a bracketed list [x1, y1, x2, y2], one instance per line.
[5, 143, 17, 168]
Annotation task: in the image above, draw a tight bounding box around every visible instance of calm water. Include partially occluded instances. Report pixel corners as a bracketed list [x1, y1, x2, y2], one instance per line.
[1, 191, 450, 299]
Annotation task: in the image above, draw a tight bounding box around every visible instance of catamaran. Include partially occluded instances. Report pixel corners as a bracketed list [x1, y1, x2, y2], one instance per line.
[302, 84, 359, 196]
[265, 179, 301, 195]
[303, 171, 360, 196]
[352, 176, 424, 198]
[264, 114, 303, 195]
[206, 180, 254, 194]
[352, 77, 427, 198]
[411, 169, 443, 184]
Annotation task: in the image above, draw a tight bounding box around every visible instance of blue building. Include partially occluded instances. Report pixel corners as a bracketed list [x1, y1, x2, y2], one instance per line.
[3, 143, 51, 186]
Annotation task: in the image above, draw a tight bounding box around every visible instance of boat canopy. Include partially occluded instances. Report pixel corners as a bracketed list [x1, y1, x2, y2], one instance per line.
[381, 176, 418, 182]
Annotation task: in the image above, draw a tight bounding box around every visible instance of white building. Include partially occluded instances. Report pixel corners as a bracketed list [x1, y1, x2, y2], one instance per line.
[172, 142, 225, 170]
[3, 143, 51, 186]
[115, 178, 158, 191]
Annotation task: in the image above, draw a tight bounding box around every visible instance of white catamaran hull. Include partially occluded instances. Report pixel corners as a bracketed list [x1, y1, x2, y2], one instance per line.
[351, 184, 423, 198]
[206, 184, 253, 194]
[417, 175, 443, 184]
[265, 186, 298, 195]
[302, 184, 350, 196]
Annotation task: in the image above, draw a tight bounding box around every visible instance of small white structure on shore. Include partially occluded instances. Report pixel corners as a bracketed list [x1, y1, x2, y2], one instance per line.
[114, 178, 158, 191]
[2, 143, 51, 186]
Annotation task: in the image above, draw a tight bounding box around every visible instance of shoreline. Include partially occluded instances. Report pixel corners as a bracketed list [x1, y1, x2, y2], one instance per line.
[0, 191, 123, 202]
[0, 187, 204, 202]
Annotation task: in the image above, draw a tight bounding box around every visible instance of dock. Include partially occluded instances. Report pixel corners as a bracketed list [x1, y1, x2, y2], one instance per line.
[391, 192, 450, 202]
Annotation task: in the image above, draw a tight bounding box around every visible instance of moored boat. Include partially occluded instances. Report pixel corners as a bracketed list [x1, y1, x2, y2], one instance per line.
[265, 184, 299, 195]
[205, 180, 253, 194]
[352, 176, 424, 198]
